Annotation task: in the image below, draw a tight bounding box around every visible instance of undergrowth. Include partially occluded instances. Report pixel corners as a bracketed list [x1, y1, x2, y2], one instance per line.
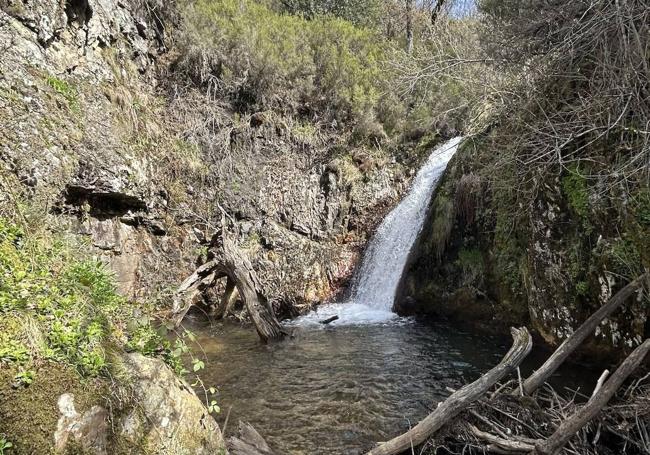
[0, 218, 184, 378]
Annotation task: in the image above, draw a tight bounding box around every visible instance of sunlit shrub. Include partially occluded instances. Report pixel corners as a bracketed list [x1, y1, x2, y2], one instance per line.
[178, 0, 387, 122]
[0, 219, 179, 376]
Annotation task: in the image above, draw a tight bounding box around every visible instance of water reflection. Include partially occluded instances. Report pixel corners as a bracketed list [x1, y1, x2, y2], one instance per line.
[186, 317, 597, 454]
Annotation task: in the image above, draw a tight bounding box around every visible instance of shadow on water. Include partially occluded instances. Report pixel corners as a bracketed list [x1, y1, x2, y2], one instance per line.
[185, 316, 600, 455]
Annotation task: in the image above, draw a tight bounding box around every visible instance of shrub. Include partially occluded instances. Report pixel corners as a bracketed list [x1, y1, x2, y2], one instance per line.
[0, 219, 179, 377]
[273, 0, 384, 27]
[178, 0, 387, 122]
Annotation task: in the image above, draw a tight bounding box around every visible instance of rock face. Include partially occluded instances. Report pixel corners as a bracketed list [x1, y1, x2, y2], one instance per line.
[55, 393, 110, 454]
[50, 354, 226, 455]
[400, 137, 649, 358]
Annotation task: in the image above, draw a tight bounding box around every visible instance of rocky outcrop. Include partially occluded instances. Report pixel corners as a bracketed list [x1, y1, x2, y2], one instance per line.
[55, 393, 110, 454]
[0, 0, 410, 313]
[50, 354, 226, 455]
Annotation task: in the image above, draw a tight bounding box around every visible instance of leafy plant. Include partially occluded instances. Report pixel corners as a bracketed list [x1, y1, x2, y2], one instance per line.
[192, 358, 205, 372]
[0, 218, 181, 376]
[46, 76, 79, 111]
[0, 436, 12, 455]
[13, 370, 34, 388]
[208, 400, 221, 414]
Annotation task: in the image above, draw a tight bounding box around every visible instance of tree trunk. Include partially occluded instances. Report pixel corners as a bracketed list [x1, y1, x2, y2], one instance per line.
[405, 0, 414, 53]
[534, 339, 650, 455]
[218, 238, 285, 342]
[431, 0, 446, 25]
[522, 272, 648, 395]
[171, 240, 285, 343]
[211, 276, 239, 319]
[366, 327, 533, 455]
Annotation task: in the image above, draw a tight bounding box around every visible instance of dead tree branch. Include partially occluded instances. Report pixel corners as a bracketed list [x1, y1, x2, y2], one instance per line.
[534, 339, 650, 455]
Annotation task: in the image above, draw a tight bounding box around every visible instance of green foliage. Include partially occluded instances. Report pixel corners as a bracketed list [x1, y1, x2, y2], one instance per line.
[13, 370, 34, 387]
[0, 436, 12, 455]
[606, 239, 642, 278]
[562, 168, 589, 218]
[562, 166, 593, 234]
[632, 190, 650, 227]
[275, 0, 384, 27]
[456, 248, 484, 286]
[181, 0, 387, 122]
[575, 280, 589, 296]
[46, 76, 79, 111]
[0, 218, 179, 377]
[208, 400, 220, 414]
[430, 194, 455, 261]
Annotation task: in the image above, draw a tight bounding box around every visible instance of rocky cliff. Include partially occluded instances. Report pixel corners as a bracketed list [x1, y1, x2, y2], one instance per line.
[0, 0, 412, 317]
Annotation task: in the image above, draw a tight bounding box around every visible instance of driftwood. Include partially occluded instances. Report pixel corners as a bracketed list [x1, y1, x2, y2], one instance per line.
[522, 272, 648, 395]
[319, 315, 339, 324]
[469, 424, 536, 453]
[227, 421, 276, 455]
[534, 339, 650, 455]
[366, 327, 533, 455]
[171, 238, 285, 343]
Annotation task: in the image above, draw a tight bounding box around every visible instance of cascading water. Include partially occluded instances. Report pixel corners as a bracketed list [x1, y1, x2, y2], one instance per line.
[295, 137, 462, 325]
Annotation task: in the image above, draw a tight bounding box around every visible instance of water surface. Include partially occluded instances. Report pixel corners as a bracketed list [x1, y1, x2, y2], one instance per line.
[188, 318, 511, 454]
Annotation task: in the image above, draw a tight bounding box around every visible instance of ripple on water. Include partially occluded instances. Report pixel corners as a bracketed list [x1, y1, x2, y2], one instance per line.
[186, 316, 513, 455]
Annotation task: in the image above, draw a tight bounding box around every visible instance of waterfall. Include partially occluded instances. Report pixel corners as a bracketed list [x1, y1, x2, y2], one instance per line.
[294, 137, 462, 325]
[351, 136, 462, 310]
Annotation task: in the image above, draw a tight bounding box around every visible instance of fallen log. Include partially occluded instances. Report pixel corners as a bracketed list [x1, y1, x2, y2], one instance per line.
[171, 238, 285, 343]
[171, 269, 218, 326]
[522, 272, 648, 395]
[366, 327, 533, 455]
[319, 315, 339, 324]
[228, 421, 276, 455]
[534, 338, 650, 455]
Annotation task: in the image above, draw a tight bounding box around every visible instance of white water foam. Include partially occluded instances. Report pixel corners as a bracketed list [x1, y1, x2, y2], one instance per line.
[294, 137, 462, 326]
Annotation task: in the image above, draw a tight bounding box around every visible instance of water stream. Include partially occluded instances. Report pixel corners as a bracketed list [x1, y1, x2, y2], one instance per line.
[188, 319, 509, 454]
[188, 137, 595, 454]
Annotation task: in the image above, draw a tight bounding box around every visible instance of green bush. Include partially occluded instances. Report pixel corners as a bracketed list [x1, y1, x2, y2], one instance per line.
[179, 0, 387, 122]
[0, 219, 178, 377]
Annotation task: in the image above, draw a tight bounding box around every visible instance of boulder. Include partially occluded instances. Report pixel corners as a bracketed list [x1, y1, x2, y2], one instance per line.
[117, 353, 226, 455]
